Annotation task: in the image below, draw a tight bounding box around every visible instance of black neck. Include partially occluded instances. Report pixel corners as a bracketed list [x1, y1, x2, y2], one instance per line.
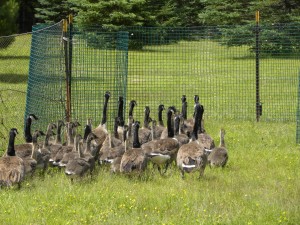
[101, 96, 109, 125]
[132, 124, 141, 148]
[114, 118, 119, 138]
[24, 117, 32, 142]
[144, 111, 150, 128]
[193, 105, 203, 138]
[167, 110, 174, 138]
[7, 131, 16, 156]
[118, 97, 124, 121]
[83, 125, 92, 141]
[181, 102, 187, 120]
[129, 102, 135, 117]
[174, 116, 180, 135]
[158, 108, 163, 125]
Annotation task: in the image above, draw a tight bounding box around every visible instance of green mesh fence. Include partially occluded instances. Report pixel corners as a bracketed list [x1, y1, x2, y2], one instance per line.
[25, 23, 129, 134]
[71, 27, 128, 131]
[124, 25, 299, 124]
[25, 21, 66, 134]
[2, 23, 299, 149]
[0, 33, 31, 150]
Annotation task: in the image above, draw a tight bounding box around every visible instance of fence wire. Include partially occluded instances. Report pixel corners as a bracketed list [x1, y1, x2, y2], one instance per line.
[1, 23, 300, 151]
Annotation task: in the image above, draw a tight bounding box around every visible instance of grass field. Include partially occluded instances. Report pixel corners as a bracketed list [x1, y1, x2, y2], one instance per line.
[0, 32, 300, 224]
[0, 120, 299, 224]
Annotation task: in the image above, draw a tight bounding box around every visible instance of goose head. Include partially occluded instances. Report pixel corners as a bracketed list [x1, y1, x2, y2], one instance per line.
[194, 95, 199, 104]
[181, 95, 187, 103]
[7, 128, 18, 156]
[104, 91, 111, 100]
[129, 100, 137, 116]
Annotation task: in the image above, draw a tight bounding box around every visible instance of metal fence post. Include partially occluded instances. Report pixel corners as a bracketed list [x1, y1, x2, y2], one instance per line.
[255, 11, 262, 122]
[63, 19, 71, 122]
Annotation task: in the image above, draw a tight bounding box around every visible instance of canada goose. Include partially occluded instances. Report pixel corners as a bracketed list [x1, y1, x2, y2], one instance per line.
[147, 107, 179, 175]
[83, 118, 92, 141]
[14, 114, 38, 158]
[117, 96, 125, 140]
[152, 104, 165, 139]
[58, 134, 82, 168]
[174, 113, 189, 147]
[22, 130, 45, 176]
[0, 128, 25, 188]
[110, 125, 128, 174]
[127, 100, 137, 147]
[181, 95, 196, 137]
[160, 106, 177, 139]
[197, 106, 215, 150]
[48, 120, 65, 166]
[208, 129, 228, 168]
[141, 120, 158, 155]
[65, 133, 96, 181]
[138, 106, 152, 145]
[24, 114, 39, 142]
[176, 103, 207, 179]
[120, 121, 148, 174]
[51, 121, 79, 166]
[32, 123, 56, 173]
[91, 91, 110, 160]
[99, 117, 123, 165]
[82, 132, 97, 173]
[111, 117, 123, 147]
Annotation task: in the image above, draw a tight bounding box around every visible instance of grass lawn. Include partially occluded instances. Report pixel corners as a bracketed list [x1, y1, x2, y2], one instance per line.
[0, 120, 299, 224]
[0, 30, 299, 224]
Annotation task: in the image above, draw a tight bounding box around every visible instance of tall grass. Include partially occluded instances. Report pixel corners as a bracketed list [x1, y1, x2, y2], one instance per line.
[0, 32, 300, 224]
[0, 120, 299, 224]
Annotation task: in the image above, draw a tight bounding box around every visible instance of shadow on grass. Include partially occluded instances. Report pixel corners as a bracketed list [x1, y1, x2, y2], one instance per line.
[0, 74, 28, 83]
[0, 56, 30, 60]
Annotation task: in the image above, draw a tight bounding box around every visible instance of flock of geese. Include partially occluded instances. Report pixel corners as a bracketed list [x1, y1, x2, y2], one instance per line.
[0, 91, 228, 188]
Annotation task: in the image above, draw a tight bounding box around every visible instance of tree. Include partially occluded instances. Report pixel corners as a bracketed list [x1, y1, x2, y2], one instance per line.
[0, 0, 19, 35]
[35, 0, 72, 23]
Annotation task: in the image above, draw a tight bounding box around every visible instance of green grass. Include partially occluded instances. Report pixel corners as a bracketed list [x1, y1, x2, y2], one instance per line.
[0, 120, 299, 224]
[0, 31, 300, 224]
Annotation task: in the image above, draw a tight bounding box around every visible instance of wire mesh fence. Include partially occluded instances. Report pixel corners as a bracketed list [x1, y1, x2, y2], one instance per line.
[0, 33, 31, 150]
[1, 23, 300, 151]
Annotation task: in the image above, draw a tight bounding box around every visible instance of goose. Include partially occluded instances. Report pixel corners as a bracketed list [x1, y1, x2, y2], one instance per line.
[127, 100, 137, 148]
[33, 124, 56, 173]
[152, 104, 165, 139]
[174, 113, 189, 147]
[181, 95, 197, 137]
[111, 117, 123, 147]
[14, 114, 38, 158]
[147, 107, 179, 175]
[24, 114, 39, 142]
[141, 120, 158, 155]
[82, 132, 97, 174]
[117, 96, 125, 141]
[138, 106, 152, 145]
[176, 103, 207, 179]
[48, 120, 65, 166]
[197, 106, 215, 150]
[51, 121, 79, 167]
[65, 133, 96, 181]
[207, 129, 228, 168]
[160, 106, 177, 139]
[110, 125, 128, 174]
[14, 129, 45, 177]
[120, 121, 148, 175]
[58, 134, 82, 168]
[91, 91, 110, 161]
[0, 128, 25, 188]
[99, 117, 123, 165]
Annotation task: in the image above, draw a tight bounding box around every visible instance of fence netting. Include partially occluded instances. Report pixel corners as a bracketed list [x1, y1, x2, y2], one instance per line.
[1, 23, 300, 150]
